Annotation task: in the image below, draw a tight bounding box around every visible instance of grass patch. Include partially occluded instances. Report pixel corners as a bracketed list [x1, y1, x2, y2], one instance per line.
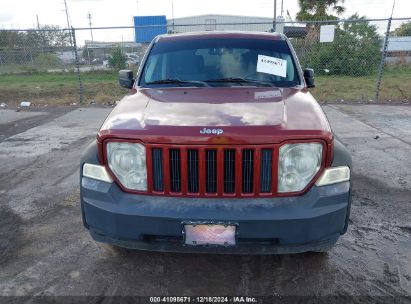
[312, 68, 411, 102]
[0, 68, 409, 106]
[0, 71, 128, 105]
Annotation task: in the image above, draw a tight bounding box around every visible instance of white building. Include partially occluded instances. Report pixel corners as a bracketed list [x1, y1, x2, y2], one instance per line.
[167, 14, 274, 33]
[385, 36, 411, 64]
[166, 14, 306, 38]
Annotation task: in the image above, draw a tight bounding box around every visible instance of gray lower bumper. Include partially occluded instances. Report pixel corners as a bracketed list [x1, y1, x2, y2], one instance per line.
[80, 177, 351, 254]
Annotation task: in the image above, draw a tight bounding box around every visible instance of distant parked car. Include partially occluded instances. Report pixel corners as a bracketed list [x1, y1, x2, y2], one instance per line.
[126, 54, 140, 67]
[92, 58, 102, 65]
[126, 59, 139, 67]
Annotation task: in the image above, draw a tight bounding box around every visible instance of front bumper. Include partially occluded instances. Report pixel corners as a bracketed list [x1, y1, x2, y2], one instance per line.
[80, 176, 351, 254]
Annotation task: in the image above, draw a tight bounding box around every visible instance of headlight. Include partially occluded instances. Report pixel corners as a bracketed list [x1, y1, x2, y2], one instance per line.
[107, 142, 147, 191]
[278, 143, 323, 193]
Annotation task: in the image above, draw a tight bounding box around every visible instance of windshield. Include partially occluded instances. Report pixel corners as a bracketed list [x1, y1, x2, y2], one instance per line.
[139, 37, 301, 88]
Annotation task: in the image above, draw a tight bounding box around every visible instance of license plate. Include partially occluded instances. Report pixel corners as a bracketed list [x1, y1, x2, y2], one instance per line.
[184, 224, 236, 246]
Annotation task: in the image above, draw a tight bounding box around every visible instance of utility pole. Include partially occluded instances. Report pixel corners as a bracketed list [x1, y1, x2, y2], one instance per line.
[273, 0, 277, 32]
[36, 14, 40, 29]
[281, 0, 284, 16]
[36, 14, 47, 57]
[63, 0, 73, 46]
[87, 12, 94, 41]
[86, 12, 93, 64]
[171, 0, 175, 32]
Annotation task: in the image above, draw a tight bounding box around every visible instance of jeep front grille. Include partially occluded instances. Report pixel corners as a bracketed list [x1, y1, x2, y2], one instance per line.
[205, 150, 217, 193]
[187, 149, 199, 193]
[152, 148, 163, 192]
[169, 149, 181, 192]
[223, 149, 235, 193]
[147, 145, 277, 197]
[260, 149, 273, 193]
[242, 149, 254, 193]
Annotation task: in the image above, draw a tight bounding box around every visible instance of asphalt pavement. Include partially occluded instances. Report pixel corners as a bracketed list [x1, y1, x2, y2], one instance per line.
[0, 104, 410, 301]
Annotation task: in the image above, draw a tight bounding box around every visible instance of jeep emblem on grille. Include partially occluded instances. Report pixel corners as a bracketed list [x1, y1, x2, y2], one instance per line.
[200, 128, 224, 135]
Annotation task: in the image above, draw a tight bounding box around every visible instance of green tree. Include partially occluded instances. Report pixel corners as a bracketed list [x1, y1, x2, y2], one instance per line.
[0, 25, 71, 65]
[26, 25, 71, 50]
[296, 0, 345, 21]
[393, 21, 411, 37]
[33, 53, 61, 67]
[108, 47, 127, 70]
[0, 25, 70, 50]
[301, 14, 381, 76]
[0, 31, 33, 64]
[0, 31, 25, 48]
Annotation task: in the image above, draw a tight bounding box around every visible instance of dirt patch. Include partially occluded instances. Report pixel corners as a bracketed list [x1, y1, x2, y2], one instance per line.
[0, 206, 23, 266]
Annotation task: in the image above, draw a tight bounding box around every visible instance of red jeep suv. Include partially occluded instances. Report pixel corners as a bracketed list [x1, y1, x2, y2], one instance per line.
[80, 31, 352, 254]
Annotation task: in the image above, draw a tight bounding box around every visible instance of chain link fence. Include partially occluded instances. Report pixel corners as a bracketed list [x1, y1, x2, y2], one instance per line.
[0, 17, 410, 107]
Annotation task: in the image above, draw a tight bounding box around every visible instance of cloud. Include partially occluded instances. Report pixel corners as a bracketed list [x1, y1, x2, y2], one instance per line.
[0, 13, 15, 22]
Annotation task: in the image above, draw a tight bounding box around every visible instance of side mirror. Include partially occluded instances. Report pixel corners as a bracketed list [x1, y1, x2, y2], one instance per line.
[303, 68, 315, 88]
[119, 70, 134, 89]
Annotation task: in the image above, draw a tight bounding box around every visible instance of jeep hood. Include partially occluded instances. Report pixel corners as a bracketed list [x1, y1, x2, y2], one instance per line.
[98, 87, 332, 144]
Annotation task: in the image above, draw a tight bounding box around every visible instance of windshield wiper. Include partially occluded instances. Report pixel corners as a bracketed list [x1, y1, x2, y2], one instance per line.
[204, 77, 274, 87]
[146, 79, 209, 87]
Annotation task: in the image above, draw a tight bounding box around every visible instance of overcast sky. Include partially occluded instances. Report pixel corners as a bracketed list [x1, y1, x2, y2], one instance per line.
[1, 0, 410, 44]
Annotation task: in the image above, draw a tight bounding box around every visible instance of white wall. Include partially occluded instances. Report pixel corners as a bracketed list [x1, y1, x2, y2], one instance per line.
[167, 14, 273, 33]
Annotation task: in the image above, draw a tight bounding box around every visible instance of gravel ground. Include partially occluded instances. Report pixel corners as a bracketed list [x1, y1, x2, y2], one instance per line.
[0, 104, 410, 302]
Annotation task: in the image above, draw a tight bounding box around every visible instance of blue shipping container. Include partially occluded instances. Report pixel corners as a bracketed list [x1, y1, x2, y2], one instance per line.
[134, 16, 167, 43]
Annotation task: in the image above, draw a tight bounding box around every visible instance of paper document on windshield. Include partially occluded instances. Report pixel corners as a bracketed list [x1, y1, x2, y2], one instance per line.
[256, 55, 287, 78]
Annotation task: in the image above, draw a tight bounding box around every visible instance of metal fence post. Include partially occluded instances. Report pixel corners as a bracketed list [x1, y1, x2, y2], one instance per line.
[71, 27, 84, 104]
[375, 17, 392, 102]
